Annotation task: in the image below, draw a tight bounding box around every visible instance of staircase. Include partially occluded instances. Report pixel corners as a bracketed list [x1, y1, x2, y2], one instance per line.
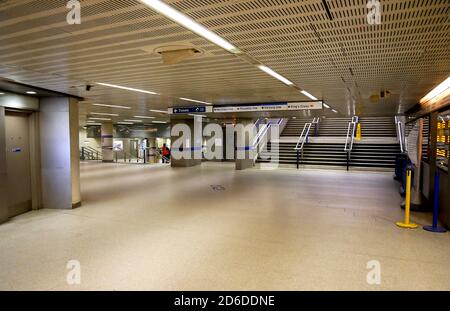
[350, 143, 401, 168]
[359, 117, 396, 137]
[257, 116, 401, 169]
[258, 142, 347, 166]
[317, 117, 352, 136]
[280, 118, 313, 136]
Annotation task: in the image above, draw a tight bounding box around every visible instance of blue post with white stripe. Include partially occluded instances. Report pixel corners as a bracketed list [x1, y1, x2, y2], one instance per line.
[423, 171, 447, 233]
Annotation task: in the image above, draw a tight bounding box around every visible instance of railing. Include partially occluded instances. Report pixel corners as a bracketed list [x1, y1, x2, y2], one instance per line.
[312, 117, 320, 136]
[344, 116, 358, 170]
[80, 146, 102, 161]
[395, 116, 406, 153]
[252, 118, 283, 163]
[294, 122, 313, 169]
[114, 149, 142, 163]
[155, 148, 171, 163]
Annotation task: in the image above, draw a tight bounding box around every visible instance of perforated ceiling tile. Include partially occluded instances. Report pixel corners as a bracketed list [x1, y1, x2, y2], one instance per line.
[0, 0, 449, 122]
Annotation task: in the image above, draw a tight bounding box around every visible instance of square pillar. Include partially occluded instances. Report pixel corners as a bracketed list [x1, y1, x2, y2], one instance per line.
[39, 97, 81, 209]
[101, 123, 114, 162]
[170, 118, 202, 167]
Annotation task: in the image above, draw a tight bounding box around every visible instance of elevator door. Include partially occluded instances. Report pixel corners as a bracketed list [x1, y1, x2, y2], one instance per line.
[5, 111, 32, 217]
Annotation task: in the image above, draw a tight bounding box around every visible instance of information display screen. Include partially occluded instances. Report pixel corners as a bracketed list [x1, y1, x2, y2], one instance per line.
[436, 110, 450, 171]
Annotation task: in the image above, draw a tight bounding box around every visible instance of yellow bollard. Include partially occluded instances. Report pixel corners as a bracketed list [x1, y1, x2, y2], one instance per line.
[355, 123, 361, 140]
[396, 169, 418, 228]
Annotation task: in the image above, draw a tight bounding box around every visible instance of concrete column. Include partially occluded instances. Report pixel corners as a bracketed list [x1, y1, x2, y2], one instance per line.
[101, 123, 113, 162]
[40, 97, 81, 209]
[148, 137, 157, 163]
[0, 107, 9, 223]
[235, 119, 256, 170]
[171, 118, 202, 167]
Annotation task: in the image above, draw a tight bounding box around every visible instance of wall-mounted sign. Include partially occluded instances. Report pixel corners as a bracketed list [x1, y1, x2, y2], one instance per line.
[113, 140, 123, 151]
[169, 106, 213, 114]
[213, 101, 322, 113]
[11, 148, 22, 153]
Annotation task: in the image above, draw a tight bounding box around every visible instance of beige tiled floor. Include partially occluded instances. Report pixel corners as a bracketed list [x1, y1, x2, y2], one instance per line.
[0, 162, 449, 290]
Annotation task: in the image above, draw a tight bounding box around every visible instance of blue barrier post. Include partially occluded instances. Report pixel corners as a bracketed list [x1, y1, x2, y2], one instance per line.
[423, 171, 447, 233]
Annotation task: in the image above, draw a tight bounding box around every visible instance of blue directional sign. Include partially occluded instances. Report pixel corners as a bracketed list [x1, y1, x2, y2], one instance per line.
[170, 106, 212, 114]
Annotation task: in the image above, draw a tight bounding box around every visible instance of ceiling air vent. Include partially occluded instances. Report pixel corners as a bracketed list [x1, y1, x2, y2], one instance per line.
[143, 44, 205, 65]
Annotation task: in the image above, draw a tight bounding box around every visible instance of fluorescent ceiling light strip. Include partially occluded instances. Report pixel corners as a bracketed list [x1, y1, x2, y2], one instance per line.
[180, 97, 212, 105]
[149, 109, 169, 114]
[152, 120, 168, 124]
[93, 103, 131, 109]
[332, 109, 338, 113]
[420, 76, 450, 104]
[117, 122, 133, 125]
[96, 82, 158, 95]
[124, 119, 142, 122]
[257, 65, 293, 86]
[140, 0, 240, 54]
[323, 103, 330, 109]
[89, 117, 111, 121]
[188, 114, 206, 118]
[90, 112, 119, 116]
[134, 115, 155, 119]
[86, 123, 101, 125]
[301, 90, 318, 101]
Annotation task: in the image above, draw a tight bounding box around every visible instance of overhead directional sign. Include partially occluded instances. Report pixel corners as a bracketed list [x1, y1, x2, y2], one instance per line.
[169, 106, 213, 114]
[213, 101, 322, 113]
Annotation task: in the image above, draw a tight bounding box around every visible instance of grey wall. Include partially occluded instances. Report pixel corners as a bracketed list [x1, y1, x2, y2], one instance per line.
[0, 93, 39, 110]
[40, 97, 80, 209]
[0, 107, 8, 223]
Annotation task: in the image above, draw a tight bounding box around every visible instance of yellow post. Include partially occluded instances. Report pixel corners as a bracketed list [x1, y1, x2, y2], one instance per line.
[396, 169, 418, 228]
[356, 123, 361, 140]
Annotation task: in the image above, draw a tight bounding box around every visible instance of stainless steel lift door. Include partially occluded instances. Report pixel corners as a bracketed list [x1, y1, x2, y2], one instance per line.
[5, 111, 32, 217]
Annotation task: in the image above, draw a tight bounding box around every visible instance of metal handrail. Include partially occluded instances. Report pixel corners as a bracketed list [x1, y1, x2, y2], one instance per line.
[294, 122, 313, 169]
[252, 119, 283, 162]
[155, 148, 171, 163]
[252, 122, 271, 148]
[344, 117, 358, 171]
[344, 120, 358, 152]
[294, 123, 312, 151]
[80, 146, 102, 161]
[395, 116, 406, 153]
[114, 148, 141, 163]
[311, 117, 320, 136]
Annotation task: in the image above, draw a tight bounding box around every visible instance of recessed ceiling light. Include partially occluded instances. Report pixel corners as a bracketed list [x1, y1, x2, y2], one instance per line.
[300, 90, 318, 101]
[180, 97, 212, 105]
[96, 82, 158, 95]
[152, 120, 168, 124]
[323, 103, 330, 109]
[257, 65, 293, 86]
[90, 112, 119, 116]
[92, 103, 131, 109]
[140, 0, 240, 54]
[123, 119, 142, 122]
[88, 117, 111, 121]
[149, 109, 169, 114]
[26, 91, 37, 94]
[134, 115, 155, 119]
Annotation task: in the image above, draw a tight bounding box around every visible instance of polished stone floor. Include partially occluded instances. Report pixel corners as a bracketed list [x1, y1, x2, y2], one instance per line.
[0, 162, 449, 290]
